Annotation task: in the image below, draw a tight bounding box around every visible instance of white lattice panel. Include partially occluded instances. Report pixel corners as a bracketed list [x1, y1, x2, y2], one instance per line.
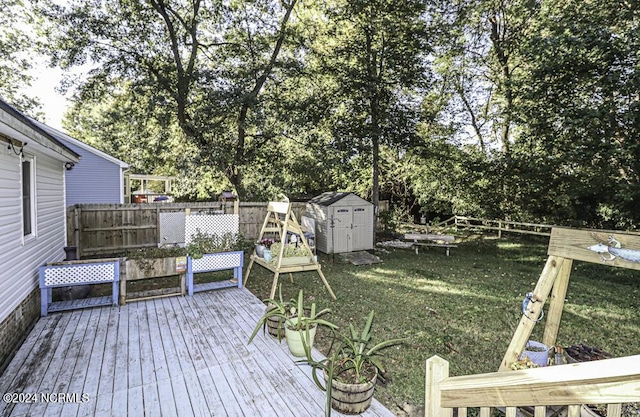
[43, 263, 117, 286]
[192, 252, 242, 272]
[160, 212, 187, 246]
[185, 214, 239, 244]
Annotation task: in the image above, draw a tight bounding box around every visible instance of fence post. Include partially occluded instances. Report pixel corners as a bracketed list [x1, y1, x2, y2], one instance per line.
[155, 206, 161, 247]
[425, 355, 452, 417]
[73, 205, 82, 259]
[498, 220, 502, 238]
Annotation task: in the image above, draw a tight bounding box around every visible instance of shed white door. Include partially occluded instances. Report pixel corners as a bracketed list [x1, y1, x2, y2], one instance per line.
[331, 207, 353, 253]
[351, 206, 372, 250]
[330, 206, 373, 253]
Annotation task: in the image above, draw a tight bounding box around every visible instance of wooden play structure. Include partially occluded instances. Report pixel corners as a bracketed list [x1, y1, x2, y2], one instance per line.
[244, 198, 336, 300]
[425, 227, 640, 417]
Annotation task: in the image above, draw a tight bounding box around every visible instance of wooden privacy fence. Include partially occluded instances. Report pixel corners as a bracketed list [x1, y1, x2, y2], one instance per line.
[67, 201, 390, 259]
[66, 202, 308, 258]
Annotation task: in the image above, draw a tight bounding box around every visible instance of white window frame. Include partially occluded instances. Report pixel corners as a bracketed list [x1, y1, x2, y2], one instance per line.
[22, 154, 37, 241]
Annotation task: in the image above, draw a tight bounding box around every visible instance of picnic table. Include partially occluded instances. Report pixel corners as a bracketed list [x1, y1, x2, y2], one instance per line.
[404, 233, 457, 256]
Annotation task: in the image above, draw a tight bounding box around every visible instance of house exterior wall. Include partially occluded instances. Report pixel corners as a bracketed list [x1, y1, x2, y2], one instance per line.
[0, 148, 67, 369]
[56, 139, 124, 205]
[0, 288, 40, 374]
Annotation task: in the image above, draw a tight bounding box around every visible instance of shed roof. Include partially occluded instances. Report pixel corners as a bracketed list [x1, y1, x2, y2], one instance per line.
[308, 191, 371, 206]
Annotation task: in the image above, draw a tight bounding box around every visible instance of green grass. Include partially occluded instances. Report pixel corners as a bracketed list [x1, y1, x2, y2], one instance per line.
[244, 233, 640, 413]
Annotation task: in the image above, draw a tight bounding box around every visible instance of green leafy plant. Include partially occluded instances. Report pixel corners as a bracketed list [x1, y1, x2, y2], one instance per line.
[268, 242, 309, 264]
[247, 285, 292, 343]
[301, 311, 403, 416]
[186, 230, 245, 259]
[123, 246, 188, 276]
[247, 289, 337, 350]
[286, 289, 337, 333]
[124, 246, 187, 260]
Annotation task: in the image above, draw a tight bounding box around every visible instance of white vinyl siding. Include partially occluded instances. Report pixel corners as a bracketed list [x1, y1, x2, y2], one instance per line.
[0, 151, 67, 322]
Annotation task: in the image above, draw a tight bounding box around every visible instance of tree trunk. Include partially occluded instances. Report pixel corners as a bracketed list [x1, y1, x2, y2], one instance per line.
[490, 14, 512, 156]
[366, 25, 381, 243]
[231, 0, 297, 199]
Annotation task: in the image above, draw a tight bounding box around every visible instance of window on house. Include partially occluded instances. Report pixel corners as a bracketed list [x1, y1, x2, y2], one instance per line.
[22, 156, 35, 237]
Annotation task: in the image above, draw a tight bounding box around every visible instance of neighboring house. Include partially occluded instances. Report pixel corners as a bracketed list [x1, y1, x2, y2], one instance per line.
[31, 120, 130, 205]
[0, 98, 80, 371]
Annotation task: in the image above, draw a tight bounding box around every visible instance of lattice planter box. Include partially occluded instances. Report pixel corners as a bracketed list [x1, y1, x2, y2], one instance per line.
[39, 259, 120, 316]
[187, 251, 244, 295]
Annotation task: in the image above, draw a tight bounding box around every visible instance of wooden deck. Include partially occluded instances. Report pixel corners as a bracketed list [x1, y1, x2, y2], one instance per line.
[0, 288, 395, 417]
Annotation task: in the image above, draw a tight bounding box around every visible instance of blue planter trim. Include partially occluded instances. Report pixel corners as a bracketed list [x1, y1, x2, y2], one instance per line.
[39, 259, 120, 316]
[186, 251, 244, 296]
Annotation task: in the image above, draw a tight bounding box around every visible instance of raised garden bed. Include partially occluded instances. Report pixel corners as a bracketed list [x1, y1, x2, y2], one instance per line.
[187, 251, 244, 295]
[122, 256, 187, 303]
[39, 258, 120, 316]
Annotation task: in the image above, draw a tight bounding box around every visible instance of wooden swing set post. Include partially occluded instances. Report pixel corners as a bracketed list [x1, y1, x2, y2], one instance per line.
[500, 227, 640, 371]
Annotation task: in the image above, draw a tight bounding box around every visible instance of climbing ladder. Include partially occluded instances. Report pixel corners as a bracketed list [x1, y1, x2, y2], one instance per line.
[244, 198, 336, 300]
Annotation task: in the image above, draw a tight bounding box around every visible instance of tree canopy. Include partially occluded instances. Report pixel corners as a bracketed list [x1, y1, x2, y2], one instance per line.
[3, 0, 637, 228]
[0, 0, 41, 112]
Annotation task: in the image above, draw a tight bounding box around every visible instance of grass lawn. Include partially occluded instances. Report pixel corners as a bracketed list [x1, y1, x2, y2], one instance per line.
[243, 232, 640, 415]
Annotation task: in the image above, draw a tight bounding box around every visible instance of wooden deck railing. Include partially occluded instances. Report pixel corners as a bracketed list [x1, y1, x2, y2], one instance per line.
[425, 355, 640, 417]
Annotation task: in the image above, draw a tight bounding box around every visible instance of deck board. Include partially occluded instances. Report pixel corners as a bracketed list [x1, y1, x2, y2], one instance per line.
[0, 288, 395, 417]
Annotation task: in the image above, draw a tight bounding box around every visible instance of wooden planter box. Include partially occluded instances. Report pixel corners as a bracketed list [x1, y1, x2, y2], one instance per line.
[278, 256, 314, 266]
[122, 257, 187, 303]
[125, 257, 186, 280]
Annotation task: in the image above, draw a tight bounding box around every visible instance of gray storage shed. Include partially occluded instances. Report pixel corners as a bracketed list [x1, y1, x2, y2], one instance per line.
[305, 192, 374, 254]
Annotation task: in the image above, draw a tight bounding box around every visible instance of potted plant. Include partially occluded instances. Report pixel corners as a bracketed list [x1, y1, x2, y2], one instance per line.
[302, 311, 403, 416]
[284, 289, 337, 357]
[247, 289, 337, 357]
[247, 285, 291, 341]
[255, 238, 274, 258]
[519, 340, 550, 367]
